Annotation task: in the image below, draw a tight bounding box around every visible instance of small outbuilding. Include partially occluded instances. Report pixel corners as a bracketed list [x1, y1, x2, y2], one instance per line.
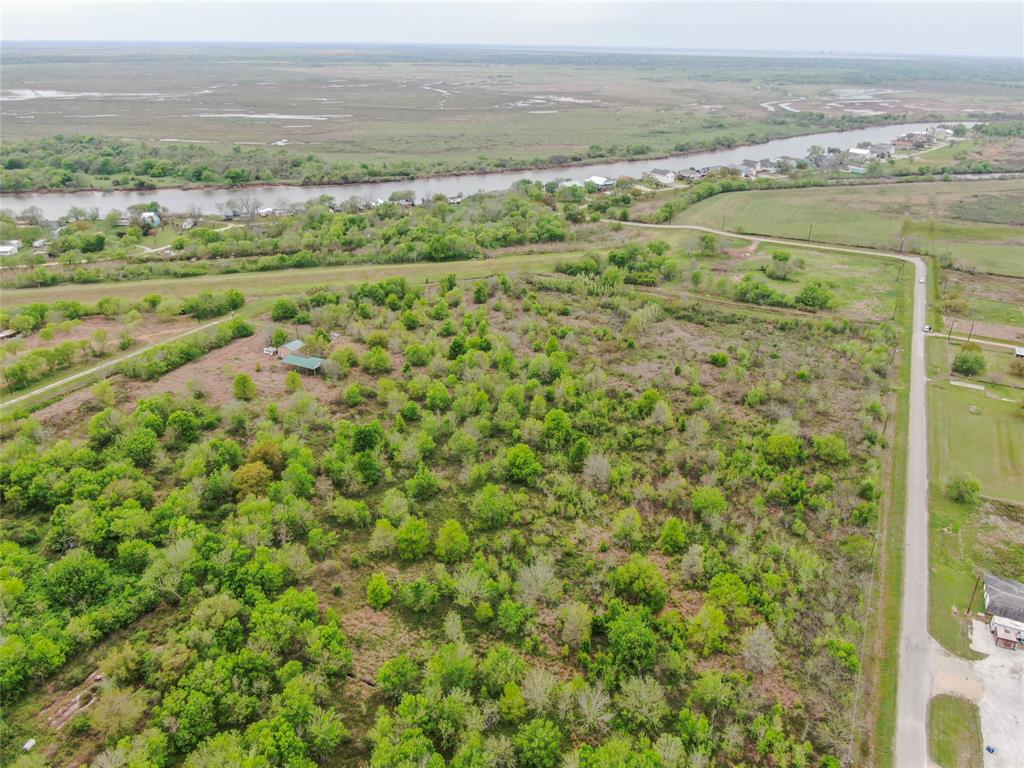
[984, 573, 1024, 623]
[278, 339, 306, 357]
[282, 355, 325, 375]
[1014, 347, 1024, 359]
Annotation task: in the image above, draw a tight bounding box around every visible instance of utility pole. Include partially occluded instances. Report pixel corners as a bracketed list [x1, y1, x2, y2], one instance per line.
[966, 322, 975, 344]
[807, 222, 814, 241]
[896, 262, 904, 282]
[968, 574, 982, 614]
[946, 320, 955, 343]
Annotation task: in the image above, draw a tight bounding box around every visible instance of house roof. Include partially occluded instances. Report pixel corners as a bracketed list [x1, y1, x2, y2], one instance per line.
[281, 339, 306, 352]
[282, 355, 324, 371]
[985, 574, 1024, 622]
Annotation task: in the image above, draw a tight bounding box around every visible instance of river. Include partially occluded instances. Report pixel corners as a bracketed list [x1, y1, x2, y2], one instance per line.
[1, 122, 951, 218]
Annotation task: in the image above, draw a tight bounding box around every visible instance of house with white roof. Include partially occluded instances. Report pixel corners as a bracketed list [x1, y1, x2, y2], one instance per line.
[585, 175, 614, 190]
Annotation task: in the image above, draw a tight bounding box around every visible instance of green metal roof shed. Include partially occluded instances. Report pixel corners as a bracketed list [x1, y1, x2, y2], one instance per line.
[282, 354, 325, 373]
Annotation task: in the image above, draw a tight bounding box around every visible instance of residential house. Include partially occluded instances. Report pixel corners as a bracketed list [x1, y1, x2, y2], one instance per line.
[257, 208, 275, 217]
[847, 147, 872, 161]
[738, 161, 758, 178]
[676, 168, 702, 183]
[585, 175, 615, 190]
[0, 240, 21, 257]
[558, 180, 584, 189]
[985, 573, 1024, 623]
[869, 143, 893, 159]
[139, 211, 161, 227]
[643, 168, 676, 185]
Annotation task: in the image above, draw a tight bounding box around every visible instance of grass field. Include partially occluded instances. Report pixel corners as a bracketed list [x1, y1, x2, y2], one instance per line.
[929, 695, 983, 768]
[673, 179, 1024, 276]
[928, 377, 1024, 656]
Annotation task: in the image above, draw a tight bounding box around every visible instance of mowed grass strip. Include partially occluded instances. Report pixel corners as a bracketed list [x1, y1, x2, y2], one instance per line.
[928, 694, 982, 768]
[0, 251, 571, 308]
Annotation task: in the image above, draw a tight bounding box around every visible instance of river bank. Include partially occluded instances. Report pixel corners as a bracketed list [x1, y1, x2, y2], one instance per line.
[1, 122, 961, 218]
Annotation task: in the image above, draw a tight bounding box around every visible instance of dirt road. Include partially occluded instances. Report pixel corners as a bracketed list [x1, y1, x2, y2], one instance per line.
[1, 317, 228, 410]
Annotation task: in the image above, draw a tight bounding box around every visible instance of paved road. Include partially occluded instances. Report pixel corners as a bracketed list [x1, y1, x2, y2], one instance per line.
[620, 221, 933, 765]
[1, 317, 228, 409]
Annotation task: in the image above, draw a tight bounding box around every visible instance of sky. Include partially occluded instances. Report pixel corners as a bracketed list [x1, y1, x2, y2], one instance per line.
[2, 0, 1022, 59]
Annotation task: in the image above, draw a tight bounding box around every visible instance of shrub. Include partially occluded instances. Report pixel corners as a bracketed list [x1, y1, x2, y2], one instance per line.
[608, 608, 658, 672]
[690, 486, 727, 521]
[708, 351, 728, 368]
[812, 433, 849, 463]
[233, 461, 273, 499]
[366, 573, 393, 609]
[435, 519, 470, 562]
[946, 474, 981, 506]
[271, 298, 298, 321]
[658, 518, 687, 555]
[405, 465, 440, 501]
[361, 347, 392, 375]
[794, 280, 835, 310]
[952, 346, 986, 377]
[232, 373, 256, 401]
[473, 484, 514, 529]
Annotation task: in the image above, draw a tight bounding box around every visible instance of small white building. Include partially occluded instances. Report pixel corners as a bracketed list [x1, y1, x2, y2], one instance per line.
[585, 175, 614, 190]
[1014, 347, 1024, 359]
[139, 211, 161, 227]
[0, 239, 22, 256]
[257, 207, 275, 217]
[558, 180, 584, 189]
[847, 147, 872, 160]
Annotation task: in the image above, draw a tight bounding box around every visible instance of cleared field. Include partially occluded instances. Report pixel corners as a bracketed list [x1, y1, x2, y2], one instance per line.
[674, 179, 1024, 276]
[928, 695, 982, 768]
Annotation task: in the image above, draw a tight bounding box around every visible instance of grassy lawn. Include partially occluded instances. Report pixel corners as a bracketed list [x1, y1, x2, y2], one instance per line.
[673, 179, 1024, 276]
[928, 336, 1024, 392]
[929, 695, 983, 768]
[928, 378, 1024, 656]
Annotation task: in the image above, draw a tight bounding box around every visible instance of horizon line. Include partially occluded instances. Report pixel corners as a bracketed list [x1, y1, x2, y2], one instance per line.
[2, 39, 1020, 61]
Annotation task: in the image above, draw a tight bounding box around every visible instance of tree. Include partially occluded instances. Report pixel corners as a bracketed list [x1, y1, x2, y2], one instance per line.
[376, 654, 420, 700]
[946, 474, 981, 506]
[425, 381, 452, 412]
[699, 233, 718, 257]
[505, 443, 542, 484]
[91, 686, 146, 741]
[472, 484, 514, 529]
[689, 603, 728, 656]
[741, 624, 779, 674]
[45, 548, 111, 609]
[608, 609, 658, 672]
[616, 676, 668, 733]
[234, 461, 273, 499]
[691, 486, 727, 521]
[396, 517, 432, 561]
[233, 373, 256, 401]
[435, 519, 470, 562]
[610, 556, 668, 612]
[366, 572, 393, 609]
[513, 718, 562, 768]
[952, 346, 986, 377]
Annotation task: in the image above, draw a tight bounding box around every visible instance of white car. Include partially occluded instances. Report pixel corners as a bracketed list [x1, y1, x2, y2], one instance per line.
[923, 325, 933, 333]
[919, 277, 925, 283]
